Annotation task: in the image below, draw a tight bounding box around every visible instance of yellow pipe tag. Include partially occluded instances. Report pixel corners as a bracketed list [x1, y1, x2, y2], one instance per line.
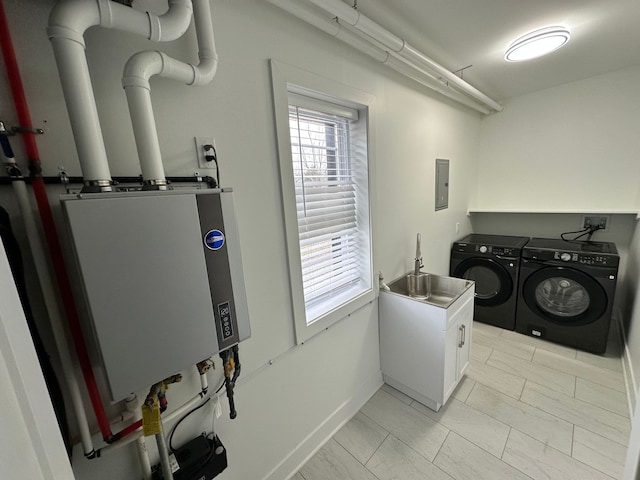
[141, 398, 162, 436]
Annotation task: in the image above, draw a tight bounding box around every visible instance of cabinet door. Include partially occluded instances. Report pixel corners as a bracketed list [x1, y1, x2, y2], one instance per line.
[457, 316, 472, 378]
[443, 322, 460, 401]
[444, 297, 474, 403]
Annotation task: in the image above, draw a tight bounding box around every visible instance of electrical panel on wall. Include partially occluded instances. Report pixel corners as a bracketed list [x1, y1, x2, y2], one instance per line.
[435, 158, 449, 211]
[61, 189, 250, 401]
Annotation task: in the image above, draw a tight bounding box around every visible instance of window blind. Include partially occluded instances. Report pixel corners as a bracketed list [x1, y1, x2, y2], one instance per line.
[288, 103, 361, 306]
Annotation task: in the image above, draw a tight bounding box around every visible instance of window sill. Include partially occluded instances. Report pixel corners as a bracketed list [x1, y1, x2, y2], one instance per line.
[297, 285, 375, 345]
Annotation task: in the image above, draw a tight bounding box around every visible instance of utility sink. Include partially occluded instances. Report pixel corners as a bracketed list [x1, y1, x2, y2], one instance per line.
[387, 272, 474, 308]
[379, 271, 475, 412]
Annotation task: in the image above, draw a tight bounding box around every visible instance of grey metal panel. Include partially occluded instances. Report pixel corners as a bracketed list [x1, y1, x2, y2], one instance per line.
[220, 191, 251, 342]
[196, 192, 243, 351]
[62, 192, 220, 400]
[435, 158, 449, 211]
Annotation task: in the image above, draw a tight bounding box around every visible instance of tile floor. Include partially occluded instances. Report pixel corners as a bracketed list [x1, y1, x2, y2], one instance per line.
[293, 321, 631, 480]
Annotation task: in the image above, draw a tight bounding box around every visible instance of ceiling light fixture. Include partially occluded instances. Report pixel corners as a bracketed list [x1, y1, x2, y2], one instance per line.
[505, 26, 571, 62]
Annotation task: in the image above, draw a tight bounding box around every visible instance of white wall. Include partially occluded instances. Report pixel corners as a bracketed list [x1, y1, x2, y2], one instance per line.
[0, 245, 74, 479]
[473, 65, 640, 402]
[0, 1, 482, 479]
[624, 224, 640, 406]
[475, 65, 640, 212]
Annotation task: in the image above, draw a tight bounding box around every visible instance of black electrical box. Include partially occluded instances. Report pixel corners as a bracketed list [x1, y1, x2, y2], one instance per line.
[152, 434, 228, 480]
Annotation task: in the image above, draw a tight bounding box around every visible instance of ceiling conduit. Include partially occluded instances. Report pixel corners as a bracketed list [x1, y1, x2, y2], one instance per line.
[268, 0, 502, 114]
[306, 0, 503, 112]
[47, 0, 194, 191]
[267, 0, 493, 114]
[122, 0, 219, 188]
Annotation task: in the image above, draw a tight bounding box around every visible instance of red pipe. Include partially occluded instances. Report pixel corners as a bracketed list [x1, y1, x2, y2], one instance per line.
[0, 0, 117, 441]
[114, 419, 143, 440]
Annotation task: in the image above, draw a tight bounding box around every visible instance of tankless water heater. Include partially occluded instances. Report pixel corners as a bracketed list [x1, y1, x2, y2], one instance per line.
[61, 188, 250, 401]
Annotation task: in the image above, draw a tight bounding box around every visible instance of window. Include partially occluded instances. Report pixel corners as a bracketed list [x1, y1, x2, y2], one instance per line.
[271, 61, 374, 344]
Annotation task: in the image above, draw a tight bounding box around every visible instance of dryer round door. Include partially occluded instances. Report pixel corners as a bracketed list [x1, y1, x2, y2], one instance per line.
[522, 266, 607, 326]
[453, 258, 512, 306]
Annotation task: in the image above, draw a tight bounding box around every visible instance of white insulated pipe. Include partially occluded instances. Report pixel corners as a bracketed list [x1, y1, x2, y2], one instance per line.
[47, 37, 112, 187]
[155, 426, 174, 480]
[200, 372, 208, 393]
[135, 435, 152, 480]
[48, 0, 193, 44]
[266, 0, 492, 114]
[125, 395, 152, 480]
[122, 75, 165, 185]
[96, 388, 212, 456]
[267, 0, 387, 62]
[304, 0, 503, 113]
[385, 54, 491, 114]
[47, 0, 194, 189]
[399, 44, 502, 111]
[8, 176, 95, 456]
[122, 0, 219, 186]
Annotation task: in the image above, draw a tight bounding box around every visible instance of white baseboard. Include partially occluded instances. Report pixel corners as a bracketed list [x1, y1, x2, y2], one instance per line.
[617, 310, 637, 417]
[262, 369, 383, 480]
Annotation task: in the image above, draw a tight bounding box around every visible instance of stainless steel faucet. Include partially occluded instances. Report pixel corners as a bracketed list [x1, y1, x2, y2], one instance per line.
[414, 233, 423, 275]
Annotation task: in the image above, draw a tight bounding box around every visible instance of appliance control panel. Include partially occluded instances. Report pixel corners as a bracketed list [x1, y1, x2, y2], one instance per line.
[553, 251, 616, 266]
[489, 246, 519, 256]
[474, 245, 520, 256]
[452, 243, 520, 258]
[524, 248, 619, 266]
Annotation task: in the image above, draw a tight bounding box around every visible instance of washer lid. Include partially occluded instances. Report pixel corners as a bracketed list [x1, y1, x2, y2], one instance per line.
[526, 237, 618, 255]
[456, 234, 529, 248]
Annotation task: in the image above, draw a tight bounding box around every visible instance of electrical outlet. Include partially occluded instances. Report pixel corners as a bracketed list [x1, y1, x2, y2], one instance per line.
[582, 215, 609, 231]
[194, 136, 217, 169]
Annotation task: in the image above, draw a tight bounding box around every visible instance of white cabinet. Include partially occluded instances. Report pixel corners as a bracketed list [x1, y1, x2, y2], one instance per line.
[443, 299, 473, 402]
[379, 283, 474, 412]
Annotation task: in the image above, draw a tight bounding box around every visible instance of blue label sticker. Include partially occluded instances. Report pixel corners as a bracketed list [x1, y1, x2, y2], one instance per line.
[204, 229, 225, 250]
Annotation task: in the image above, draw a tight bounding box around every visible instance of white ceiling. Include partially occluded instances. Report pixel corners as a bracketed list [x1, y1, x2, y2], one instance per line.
[353, 0, 640, 101]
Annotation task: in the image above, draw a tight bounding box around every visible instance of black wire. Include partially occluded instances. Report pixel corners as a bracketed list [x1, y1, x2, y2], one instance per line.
[573, 231, 591, 241]
[560, 225, 603, 243]
[560, 226, 590, 241]
[215, 377, 226, 394]
[204, 144, 220, 188]
[168, 397, 211, 452]
[575, 229, 597, 242]
[210, 148, 220, 188]
[167, 375, 226, 451]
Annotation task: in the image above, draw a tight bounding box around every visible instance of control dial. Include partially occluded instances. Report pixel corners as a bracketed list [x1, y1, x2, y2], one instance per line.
[560, 252, 572, 262]
[479, 245, 488, 253]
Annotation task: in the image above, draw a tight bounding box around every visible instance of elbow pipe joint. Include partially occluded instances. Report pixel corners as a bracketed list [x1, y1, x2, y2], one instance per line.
[122, 50, 165, 90]
[190, 55, 218, 85]
[48, 0, 193, 44]
[123, 50, 218, 88]
[47, 0, 100, 46]
[148, 0, 193, 42]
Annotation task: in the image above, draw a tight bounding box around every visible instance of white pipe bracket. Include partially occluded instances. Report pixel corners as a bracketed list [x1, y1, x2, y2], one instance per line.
[47, 25, 85, 47]
[97, 0, 113, 28]
[148, 12, 161, 42]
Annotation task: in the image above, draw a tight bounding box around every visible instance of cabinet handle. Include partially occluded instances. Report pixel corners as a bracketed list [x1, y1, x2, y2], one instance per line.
[462, 324, 466, 346]
[458, 324, 466, 348]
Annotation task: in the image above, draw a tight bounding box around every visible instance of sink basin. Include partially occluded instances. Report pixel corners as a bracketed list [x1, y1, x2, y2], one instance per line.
[387, 272, 474, 308]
